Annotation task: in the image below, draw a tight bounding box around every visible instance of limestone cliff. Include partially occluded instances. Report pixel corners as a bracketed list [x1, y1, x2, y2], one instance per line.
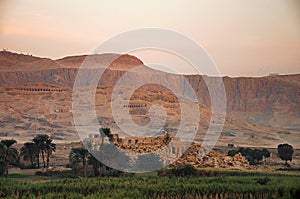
[0, 51, 298, 132]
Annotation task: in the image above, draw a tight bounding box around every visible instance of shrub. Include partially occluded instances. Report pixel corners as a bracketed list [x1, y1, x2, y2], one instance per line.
[256, 177, 271, 185]
[169, 164, 198, 177]
[0, 162, 5, 177]
[228, 147, 270, 165]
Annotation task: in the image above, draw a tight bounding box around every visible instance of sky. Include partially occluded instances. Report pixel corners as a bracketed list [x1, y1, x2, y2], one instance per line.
[0, 0, 299, 76]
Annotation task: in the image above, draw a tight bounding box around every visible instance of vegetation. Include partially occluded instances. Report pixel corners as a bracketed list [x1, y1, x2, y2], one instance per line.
[100, 127, 112, 138]
[278, 143, 294, 166]
[0, 162, 5, 177]
[166, 164, 198, 177]
[20, 142, 37, 167]
[19, 134, 56, 168]
[0, 139, 19, 178]
[45, 137, 56, 168]
[87, 153, 103, 177]
[228, 147, 270, 165]
[69, 147, 89, 178]
[86, 128, 132, 173]
[33, 134, 56, 168]
[0, 175, 299, 198]
[0, 132, 298, 198]
[134, 153, 163, 173]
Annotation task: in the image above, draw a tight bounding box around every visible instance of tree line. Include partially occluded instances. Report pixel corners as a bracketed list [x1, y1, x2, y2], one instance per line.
[227, 144, 294, 166]
[0, 128, 295, 178]
[68, 128, 163, 177]
[0, 134, 56, 178]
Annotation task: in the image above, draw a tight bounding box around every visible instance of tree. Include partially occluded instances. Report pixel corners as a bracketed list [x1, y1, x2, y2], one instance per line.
[277, 143, 294, 166]
[20, 142, 37, 167]
[0, 162, 5, 177]
[100, 128, 111, 137]
[69, 147, 89, 177]
[0, 139, 19, 178]
[33, 135, 47, 168]
[45, 138, 56, 168]
[169, 164, 198, 177]
[228, 150, 238, 157]
[261, 148, 270, 158]
[88, 153, 103, 177]
[227, 147, 270, 165]
[33, 134, 56, 168]
[95, 143, 131, 172]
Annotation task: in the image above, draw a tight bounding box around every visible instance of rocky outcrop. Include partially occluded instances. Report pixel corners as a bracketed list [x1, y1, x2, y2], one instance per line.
[172, 143, 251, 169]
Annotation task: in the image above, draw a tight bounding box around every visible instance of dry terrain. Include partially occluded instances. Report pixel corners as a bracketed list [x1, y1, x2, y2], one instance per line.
[0, 51, 299, 169]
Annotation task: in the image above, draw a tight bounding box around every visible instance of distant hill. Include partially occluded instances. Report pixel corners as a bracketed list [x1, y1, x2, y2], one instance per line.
[0, 51, 299, 147]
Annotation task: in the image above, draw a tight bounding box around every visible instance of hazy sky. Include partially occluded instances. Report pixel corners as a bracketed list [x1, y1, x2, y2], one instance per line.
[0, 0, 299, 76]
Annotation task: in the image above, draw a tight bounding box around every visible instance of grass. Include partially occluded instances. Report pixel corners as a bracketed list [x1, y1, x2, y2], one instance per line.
[0, 173, 299, 198]
[8, 174, 36, 179]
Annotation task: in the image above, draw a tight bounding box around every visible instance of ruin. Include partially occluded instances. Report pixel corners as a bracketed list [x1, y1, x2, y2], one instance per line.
[84, 132, 186, 159]
[84, 132, 252, 169]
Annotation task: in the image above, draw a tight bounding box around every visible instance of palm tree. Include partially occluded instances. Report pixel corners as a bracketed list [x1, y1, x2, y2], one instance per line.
[33, 135, 46, 168]
[100, 128, 112, 142]
[69, 148, 89, 177]
[100, 128, 111, 137]
[20, 142, 37, 167]
[0, 139, 19, 178]
[88, 153, 103, 177]
[33, 134, 55, 168]
[45, 138, 56, 168]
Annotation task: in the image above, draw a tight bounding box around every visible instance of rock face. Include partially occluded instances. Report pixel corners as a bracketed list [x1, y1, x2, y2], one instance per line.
[0, 51, 299, 147]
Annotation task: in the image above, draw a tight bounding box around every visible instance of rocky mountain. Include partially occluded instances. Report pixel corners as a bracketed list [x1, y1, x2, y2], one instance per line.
[0, 51, 299, 147]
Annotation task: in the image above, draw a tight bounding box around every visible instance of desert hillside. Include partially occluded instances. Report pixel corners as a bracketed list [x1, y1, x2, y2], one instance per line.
[0, 51, 299, 148]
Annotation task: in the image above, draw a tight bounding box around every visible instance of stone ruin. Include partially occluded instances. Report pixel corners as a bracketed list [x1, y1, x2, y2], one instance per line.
[85, 132, 185, 157]
[84, 132, 251, 170]
[170, 143, 251, 170]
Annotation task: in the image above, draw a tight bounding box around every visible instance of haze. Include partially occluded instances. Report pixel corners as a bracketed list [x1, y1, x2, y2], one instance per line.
[0, 0, 299, 76]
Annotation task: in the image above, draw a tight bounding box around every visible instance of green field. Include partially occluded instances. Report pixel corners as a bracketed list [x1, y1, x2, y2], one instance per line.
[1, 173, 299, 199]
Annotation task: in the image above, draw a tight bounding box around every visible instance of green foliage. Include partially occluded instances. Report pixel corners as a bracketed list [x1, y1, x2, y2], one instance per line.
[69, 148, 89, 165]
[35, 170, 78, 178]
[69, 147, 89, 177]
[227, 147, 270, 165]
[33, 134, 56, 168]
[100, 127, 111, 137]
[93, 143, 131, 172]
[256, 177, 271, 185]
[104, 168, 130, 177]
[87, 153, 102, 177]
[168, 164, 198, 177]
[261, 148, 270, 158]
[20, 142, 37, 167]
[277, 143, 294, 164]
[0, 175, 299, 198]
[0, 139, 19, 178]
[227, 149, 237, 157]
[134, 153, 163, 173]
[0, 162, 5, 177]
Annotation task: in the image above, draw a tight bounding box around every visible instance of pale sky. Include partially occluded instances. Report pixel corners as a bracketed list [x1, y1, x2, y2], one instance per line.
[0, 0, 299, 76]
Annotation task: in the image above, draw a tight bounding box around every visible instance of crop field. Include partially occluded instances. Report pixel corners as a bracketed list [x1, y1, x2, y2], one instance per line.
[0, 173, 299, 199]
